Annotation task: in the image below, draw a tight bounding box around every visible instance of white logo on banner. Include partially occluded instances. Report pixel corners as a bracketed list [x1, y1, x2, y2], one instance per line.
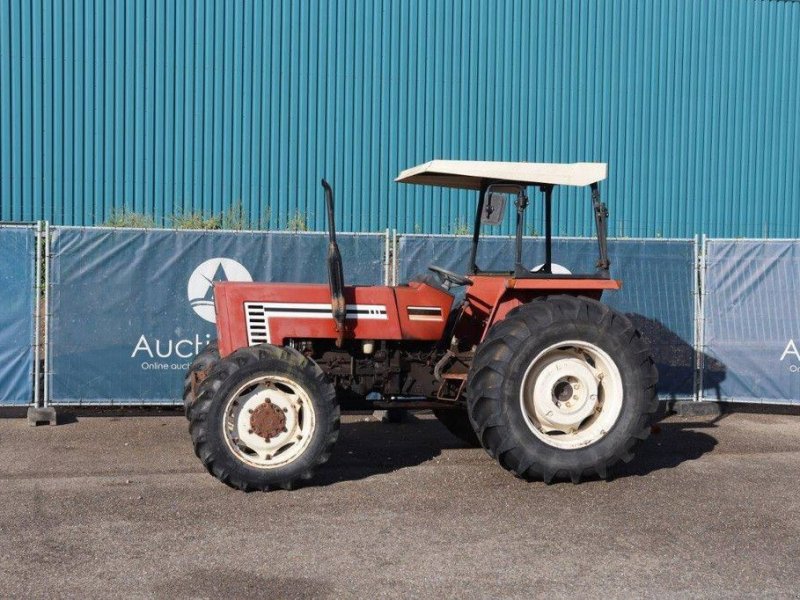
[780, 339, 800, 373]
[187, 258, 252, 323]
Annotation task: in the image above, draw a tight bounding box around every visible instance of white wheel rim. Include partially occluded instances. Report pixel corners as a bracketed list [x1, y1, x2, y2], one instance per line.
[222, 374, 316, 469]
[519, 340, 623, 449]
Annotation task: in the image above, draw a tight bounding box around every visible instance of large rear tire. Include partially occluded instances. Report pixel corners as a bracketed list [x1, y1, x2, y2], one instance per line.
[183, 340, 219, 418]
[189, 344, 340, 491]
[432, 408, 481, 447]
[466, 295, 658, 483]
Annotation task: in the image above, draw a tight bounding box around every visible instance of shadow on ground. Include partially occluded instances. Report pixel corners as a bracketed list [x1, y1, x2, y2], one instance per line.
[610, 419, 717, 479]
[311, 413, 453, 486]
[311, 411, 718, 486]
[4, 406, 719, 487]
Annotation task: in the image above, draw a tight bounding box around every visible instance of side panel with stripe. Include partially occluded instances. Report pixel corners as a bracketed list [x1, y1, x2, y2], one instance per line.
[246, 302, 388, 345]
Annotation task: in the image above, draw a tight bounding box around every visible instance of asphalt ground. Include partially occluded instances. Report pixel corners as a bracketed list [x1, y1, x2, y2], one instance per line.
[0, 408, 799, 599]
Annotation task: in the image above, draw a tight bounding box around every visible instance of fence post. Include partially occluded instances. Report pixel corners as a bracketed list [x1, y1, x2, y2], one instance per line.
[384, 228, 390, 286]
[32, 221, 42, 408]
[697, 234, 707, 403]
[692, 234, 700, 402]
[26, 221, 56, 425]
[44, 222, 52, 410]
[392, 230, 398, 286]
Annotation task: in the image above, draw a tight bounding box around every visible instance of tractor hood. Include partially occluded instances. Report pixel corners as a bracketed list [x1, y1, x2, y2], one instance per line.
[395, 160, 607, 190]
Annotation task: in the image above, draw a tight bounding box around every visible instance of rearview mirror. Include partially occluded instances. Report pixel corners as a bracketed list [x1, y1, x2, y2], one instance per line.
[481, 193, 507, 225]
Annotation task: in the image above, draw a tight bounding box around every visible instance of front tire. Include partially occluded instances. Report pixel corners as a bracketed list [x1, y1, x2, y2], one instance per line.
[189, 345, 340, 491]
[466, 295, 658, 483]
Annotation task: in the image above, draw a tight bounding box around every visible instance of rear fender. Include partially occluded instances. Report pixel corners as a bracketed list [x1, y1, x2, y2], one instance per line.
[459, 275, 621, 342]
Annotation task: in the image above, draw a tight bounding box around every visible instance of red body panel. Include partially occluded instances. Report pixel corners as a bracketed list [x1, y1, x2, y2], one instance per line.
[214, 276, 619, 357]
[214, 281, 453, 357]
[458, 275, 621, 341]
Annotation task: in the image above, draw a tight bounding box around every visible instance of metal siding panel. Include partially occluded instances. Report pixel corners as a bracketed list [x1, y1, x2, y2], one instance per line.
[41, 0, 54, 222]
[9, 0, 21, 220]
[0, 1, 11, 221]
[1, 0, 799, 236]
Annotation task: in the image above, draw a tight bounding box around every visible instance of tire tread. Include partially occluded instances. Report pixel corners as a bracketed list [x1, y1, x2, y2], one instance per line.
[188, 344, 339, 492]
[466, 295, 658, 483]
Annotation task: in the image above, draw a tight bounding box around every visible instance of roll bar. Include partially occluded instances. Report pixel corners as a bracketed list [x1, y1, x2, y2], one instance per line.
[470, 183, 611, 278]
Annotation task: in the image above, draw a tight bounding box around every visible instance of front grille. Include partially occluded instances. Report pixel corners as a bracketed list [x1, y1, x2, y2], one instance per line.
[245, 303, 269, 346]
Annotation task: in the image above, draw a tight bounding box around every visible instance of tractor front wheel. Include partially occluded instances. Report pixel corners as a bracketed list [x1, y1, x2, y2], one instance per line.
[466, 295, 658, 483]
[188, 344, 340, 491]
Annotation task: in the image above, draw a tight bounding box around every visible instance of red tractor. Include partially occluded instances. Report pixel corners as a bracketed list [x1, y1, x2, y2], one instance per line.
[184, 161, 658, 491]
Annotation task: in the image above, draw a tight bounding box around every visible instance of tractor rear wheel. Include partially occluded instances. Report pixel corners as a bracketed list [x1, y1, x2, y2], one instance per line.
[188, 344, 340, 491]
[183, 340, 219, 418]
[466, 295, 658, 483]
[433, 408, 481, 447]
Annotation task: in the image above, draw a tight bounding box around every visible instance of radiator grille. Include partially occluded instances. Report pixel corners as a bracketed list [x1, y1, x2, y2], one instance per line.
[245, 304, 269, 346]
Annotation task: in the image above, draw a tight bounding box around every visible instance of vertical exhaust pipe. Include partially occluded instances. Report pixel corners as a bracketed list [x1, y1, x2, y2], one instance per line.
[321, 179, 346, 346]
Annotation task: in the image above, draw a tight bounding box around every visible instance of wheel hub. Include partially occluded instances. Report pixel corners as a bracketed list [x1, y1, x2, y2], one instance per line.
[519, 341, 624, 450]
[553, 380, 574, 404]
[224, 376, 316, 469]
[531, 354, 600, 433]
[249, 400, 287, 441]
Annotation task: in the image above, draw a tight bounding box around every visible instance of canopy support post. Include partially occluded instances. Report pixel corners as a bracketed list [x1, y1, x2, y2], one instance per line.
[591, 182, 610, 277]
[513, 187, 530, 276]
[543, 185, 553, 274]
[469, 183, 488, 274]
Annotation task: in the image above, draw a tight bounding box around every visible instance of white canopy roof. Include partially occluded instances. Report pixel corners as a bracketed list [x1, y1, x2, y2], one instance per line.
[395, 160, 607, 190]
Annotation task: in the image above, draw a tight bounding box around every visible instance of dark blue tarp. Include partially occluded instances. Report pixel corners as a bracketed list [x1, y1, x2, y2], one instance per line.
[702, 240, 800, 405]
[0, 225, 36, 405]
[49, 228, 385, 404]
[397, 235, 697, 400]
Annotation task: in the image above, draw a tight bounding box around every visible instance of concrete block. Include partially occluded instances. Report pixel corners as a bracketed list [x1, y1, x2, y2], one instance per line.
[26, 405, 57, 426]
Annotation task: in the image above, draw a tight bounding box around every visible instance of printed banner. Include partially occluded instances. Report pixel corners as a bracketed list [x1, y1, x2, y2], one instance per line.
[49, 228, 385, 404]
[0, 226, 36, 405]
[702, 240, 800, 404]
[397, 235, 697, 400]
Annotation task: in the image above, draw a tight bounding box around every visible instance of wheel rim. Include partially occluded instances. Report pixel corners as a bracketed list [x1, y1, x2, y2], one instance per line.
[222, 374, 316, 469]
[519, 340, 623, 450]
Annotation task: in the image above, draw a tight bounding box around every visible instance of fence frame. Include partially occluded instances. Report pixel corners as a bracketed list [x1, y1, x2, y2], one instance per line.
[4, 223, 788, 407]
[44, 226, 389, 406]
[395, 232, 700, 402]
[698, 236, 800, 405]
[0, 222, 41, 406]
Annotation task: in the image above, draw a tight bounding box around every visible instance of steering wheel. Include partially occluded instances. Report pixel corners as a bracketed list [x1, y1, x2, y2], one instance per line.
[428, 265, 473, 288]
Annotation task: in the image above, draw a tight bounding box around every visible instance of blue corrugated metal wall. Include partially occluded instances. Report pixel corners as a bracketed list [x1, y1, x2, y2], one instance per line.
[1, 0, 799, 236]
